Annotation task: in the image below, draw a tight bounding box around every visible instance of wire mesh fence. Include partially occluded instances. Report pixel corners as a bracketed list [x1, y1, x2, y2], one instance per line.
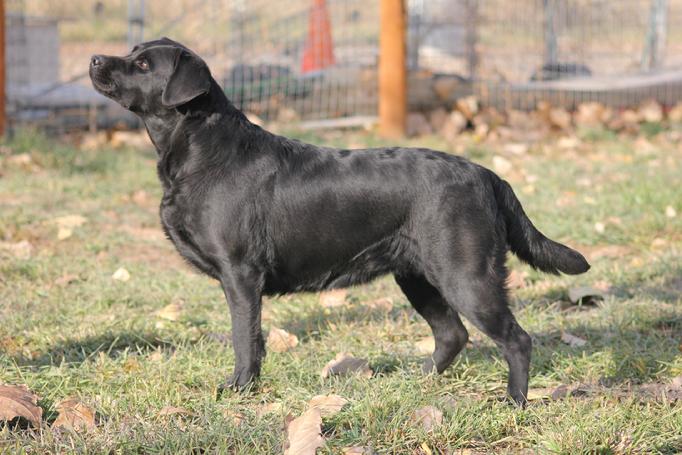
[5, 0, 682, 133]
[411, 0, 682, 110]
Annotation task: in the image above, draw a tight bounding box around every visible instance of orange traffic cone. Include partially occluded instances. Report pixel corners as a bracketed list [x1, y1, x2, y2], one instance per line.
[301, 0, 336, 73]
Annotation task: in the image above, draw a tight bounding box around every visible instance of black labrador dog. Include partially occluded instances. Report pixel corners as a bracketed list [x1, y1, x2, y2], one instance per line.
[89, 38, 589, 405]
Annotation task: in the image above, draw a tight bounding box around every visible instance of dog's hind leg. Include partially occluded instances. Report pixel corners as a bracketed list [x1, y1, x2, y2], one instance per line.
[395, 273, 469, 374]
[438, 271, 532, 406]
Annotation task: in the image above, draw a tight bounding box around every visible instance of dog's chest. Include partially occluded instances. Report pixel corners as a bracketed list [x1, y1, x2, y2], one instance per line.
[159, 191, 220, 278]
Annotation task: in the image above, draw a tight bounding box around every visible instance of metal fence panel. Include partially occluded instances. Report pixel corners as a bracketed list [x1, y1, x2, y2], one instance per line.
[4, 0, 682, 133]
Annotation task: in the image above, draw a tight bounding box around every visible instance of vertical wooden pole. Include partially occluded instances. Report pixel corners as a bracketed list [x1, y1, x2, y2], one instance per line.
[0, 0, 5, 137]
[379, 0, 406, 138]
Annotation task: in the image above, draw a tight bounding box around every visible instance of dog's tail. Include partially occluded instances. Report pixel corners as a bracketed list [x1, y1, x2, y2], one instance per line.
[490, 172, 590, 275]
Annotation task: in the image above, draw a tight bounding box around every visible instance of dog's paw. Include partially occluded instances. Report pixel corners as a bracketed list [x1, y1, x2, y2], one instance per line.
[421, 358, 437, 375]
[218, 366, 259, 396]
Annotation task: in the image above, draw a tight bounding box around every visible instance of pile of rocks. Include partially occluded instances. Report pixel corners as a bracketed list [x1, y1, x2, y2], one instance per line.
[406, 97, 682, 140]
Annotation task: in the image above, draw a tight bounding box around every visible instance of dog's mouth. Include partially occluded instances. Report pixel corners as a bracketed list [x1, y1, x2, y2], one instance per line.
[89, 70, 118, 96]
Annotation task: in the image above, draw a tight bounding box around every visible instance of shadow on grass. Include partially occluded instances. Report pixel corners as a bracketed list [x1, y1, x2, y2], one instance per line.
[6, 330, 177, 368]
[276, 302, 409, 341]
[283, 299, 680, 385]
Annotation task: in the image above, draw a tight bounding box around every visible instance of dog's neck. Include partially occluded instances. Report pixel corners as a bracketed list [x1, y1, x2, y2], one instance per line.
[143, 80, 237, 155]
[142, 79, 259, 187]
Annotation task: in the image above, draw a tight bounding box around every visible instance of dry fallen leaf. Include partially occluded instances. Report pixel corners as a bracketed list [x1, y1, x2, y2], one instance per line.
[492, 155, 512, 175]
[255, 401, 283, 418]
[409, 406, 443, 433]
[636, 382, 682, 401]
[414, 337, 435, 355]
[321, 353, 372, 379]
[148, 349, 164, 362]
[365, 297, 393, 311]
[568, 286, 605, 305]
[123, 357, 141, 373]
[0, 240, 33, 260]
[52, 397, 96, 432]
[308, 394, 348, 418]
[0, 384, 42, 428]
[222, 408, 246, 426]
[57, 227, 73, 241]
[319, 289, 348, 308]
[158, 406, 192, 417]
[155, 302, 182, 321]
[342, 446, 374, 455]
[526, 388, 553, 401]
[561, 332, 587, 348]
[506, 269, 527, 289]
[53, 215, 87, 229]
[54, 274, 79, 287]
[112, 267, 131, 282]
[284, 408, 324, 455]
[266, 327, 299, 353]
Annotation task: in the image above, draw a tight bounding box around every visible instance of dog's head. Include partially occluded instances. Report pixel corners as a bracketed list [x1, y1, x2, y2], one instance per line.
[89, 37, 212, 114]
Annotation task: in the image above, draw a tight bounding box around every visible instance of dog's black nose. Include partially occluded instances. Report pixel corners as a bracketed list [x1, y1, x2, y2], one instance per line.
[91, 55, 103, 67]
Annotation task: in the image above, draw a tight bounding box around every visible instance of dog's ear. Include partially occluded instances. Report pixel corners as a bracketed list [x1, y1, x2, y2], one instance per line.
[161, 49, 211, 108]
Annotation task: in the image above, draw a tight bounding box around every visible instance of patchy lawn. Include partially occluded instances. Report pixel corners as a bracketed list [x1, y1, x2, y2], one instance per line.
[0, 127, 681, 453]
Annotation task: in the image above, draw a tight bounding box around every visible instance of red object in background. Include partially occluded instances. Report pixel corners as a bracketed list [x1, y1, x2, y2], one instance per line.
[301, 0, 335, 74]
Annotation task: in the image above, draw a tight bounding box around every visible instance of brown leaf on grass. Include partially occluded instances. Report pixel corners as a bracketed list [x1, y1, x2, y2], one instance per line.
[319, 289, 348, 308]
[342, 446, 375, 455]
[568, 286, 605, 305]
[131, 190, 149, 206]
[155, 302, 182, 321]
[221, 408, 245, 426]
[57, 227, 73, 240]
[414, 337, 435, 355]
[409, 406, 443, 432]
[52, 398, 96, 432]
[123, 357, 141, 373]
[492, 155, 512, 175]
[320, 353, 372, 379]
[54, 274, 79, 287]
[52, 215, 87, 229]
[550, 384, 570, 400]
[365, 297, 393, 311]
[526, 388, 553, 402]
[0, 384, 42, 428]
[636, 377, 682, 402]
[561, 332, 587, 348]
[308, 394, 348, 418]
[0, 240, 33, 259]
[266, 327, 299, 353]
[158, 406, 192, 417]
[506, 270, 527, 289]
[256, 401, 283, 418]
[284, 408, 324, 455]
[112, 267, 131, 282]
[148, 349, 164, 362]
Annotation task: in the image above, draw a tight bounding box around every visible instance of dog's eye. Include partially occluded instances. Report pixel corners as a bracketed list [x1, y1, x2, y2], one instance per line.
[135, 59, 149, 71]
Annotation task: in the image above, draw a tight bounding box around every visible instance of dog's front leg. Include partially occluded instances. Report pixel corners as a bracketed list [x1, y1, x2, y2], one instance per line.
[219, 265, 265, 391]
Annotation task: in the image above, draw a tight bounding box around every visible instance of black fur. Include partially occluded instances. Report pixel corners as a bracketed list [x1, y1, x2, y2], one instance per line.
[89, 38, 589, 405]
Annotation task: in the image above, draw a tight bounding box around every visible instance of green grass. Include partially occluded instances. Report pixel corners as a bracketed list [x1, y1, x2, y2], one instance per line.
[1, 128, 681, 453]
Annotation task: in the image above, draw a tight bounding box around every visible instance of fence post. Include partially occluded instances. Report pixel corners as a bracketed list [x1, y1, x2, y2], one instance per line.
[0, 0, 5, 137]
[379, 0, 406, 138]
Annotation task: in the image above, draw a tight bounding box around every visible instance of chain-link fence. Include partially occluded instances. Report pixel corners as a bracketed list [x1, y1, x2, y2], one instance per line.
[409, 0, 682, 110]
[5, 0, 682, 132]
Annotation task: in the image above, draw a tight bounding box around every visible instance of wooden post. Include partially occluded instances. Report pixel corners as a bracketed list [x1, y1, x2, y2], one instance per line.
[0, 0, 5, 137]
[379, 0, 406, 138]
